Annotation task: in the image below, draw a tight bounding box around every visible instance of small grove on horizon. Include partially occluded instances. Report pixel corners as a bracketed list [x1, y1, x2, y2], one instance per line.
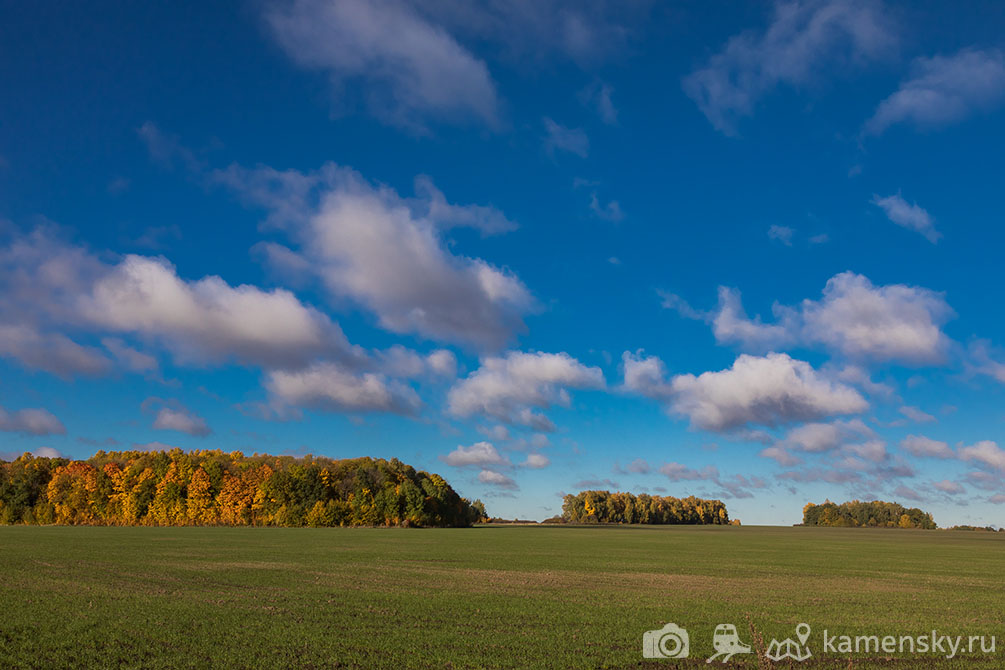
[2, 450, 995, 530]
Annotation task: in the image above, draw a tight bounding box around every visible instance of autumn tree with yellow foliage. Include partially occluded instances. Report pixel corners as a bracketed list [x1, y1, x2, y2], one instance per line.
[0, 449, 487, 528]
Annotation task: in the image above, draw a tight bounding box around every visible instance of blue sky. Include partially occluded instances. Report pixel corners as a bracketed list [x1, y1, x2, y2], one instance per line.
[3, 1, 1005, 525]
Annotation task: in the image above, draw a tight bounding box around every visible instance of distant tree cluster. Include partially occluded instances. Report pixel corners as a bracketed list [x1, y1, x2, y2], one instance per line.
[802, 500, 936, 529]
[561, 490, 730, 524]
[946, 525, 1002, 532]
[0, 450, 487, 528]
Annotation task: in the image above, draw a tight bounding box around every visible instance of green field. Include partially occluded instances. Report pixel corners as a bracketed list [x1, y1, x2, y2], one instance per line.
[1, 525, 1002, 669]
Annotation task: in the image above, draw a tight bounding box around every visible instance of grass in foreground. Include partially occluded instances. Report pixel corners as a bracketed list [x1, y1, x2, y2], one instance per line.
[1, 525, 1002, 669]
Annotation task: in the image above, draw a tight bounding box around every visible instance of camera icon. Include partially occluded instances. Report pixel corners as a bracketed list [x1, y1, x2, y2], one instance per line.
[642, 622, 690, 659]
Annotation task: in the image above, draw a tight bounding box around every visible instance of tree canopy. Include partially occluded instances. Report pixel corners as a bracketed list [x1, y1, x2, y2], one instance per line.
[561, 490, 730, 525]
[0, 449, 487, 528]
[802, 500, 936, 529]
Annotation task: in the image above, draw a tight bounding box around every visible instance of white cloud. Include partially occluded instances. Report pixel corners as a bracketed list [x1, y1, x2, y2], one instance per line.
[102, 337, 159, 375]
[621, 351, 674, 399]
[521, 453, 550, 469]
[659, 462, 719, 481]
[800, 273, 953, 364]
[265, 0, 499, 130]
[664, 352, 867, 432]
[899, 405, 936, 424]
[0, 406, 66, 436]
[780, 418, 874, 453]
[427, 2, 634, 67]
[0, 227, 112, 377]
[618, 458, 651, 475]
[893, 484, 925, 503]
[478, 469, 518, 490]
[579, 81, 618, 124]
[866, 48, 1005, 135]
[543, 118, 589, 157]
[589, 193, 624, 222]
[152, 406, 211, 437]
[0, 325, 110, 378]
[443, 441, 509, 467]
[760, 445, 802, 466]
[413, 175, 517, 236]
[872, 193, 940, 243]
[378, 345, 457, 379]
[703, 273, 953, 364]
[959, 440, 1005, 473]
[683, 0, 896, 134]
[900, 435, 954, 459]
[842, 439, 887, 463]
[711, 287, 797, 352]
[448, 351, 604, 430]
[932, 479, 964, 495]
[266, 362, 421, 415]
[767, 224, 794, 246]
[217, 163, 534, 351]
[967, 339, 1005, 384]
[82, 254, 357, 368]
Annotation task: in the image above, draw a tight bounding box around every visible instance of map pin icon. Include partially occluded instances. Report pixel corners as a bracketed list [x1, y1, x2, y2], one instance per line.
[796, 623, 811, 645]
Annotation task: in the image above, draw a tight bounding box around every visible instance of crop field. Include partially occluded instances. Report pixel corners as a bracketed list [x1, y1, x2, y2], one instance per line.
[1, 525, 1002, 669]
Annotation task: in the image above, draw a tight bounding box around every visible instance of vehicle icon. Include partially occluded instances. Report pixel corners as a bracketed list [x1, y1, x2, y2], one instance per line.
[706, 623, 753, 663]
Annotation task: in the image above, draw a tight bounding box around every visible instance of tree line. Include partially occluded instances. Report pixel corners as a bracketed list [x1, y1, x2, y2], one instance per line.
[561, 490, 731, 524]
[0, 449, 487, 528]
[802, 500, 936, 529]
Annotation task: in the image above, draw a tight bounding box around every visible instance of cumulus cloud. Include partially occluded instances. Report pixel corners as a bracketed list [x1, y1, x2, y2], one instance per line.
[959, 440, 1005, 473]
[759, 445, 803, 466]
[872, 193, 940, 243]
[521, 453, 550, 469]
[866, 48, 1005, 135]
[683, 0, 896, 134]
[629, 352, 867, 432]
[0, 325, 111, 378]
[800, 273, 953, 364]
[932, 479, 964, 495]
[711, 287, 798, 352]
[478, 469, 518, 490]
[265, 0, 499, 130]
[967, 339, 1005, 384]
[447, 351, 605, 430]
[0, 227, 112, 377]
[616, 458, 652, 475]
[692, 273, 954, 365]
[217, 163, 534, 350]
[543, 118, 589, 157]
[442, 441, 509, 467]
[265, 362, 422, 415]
[82, 254, 358, 368]
[778, 418, 874, 453]
[101, 337, 159, 375]
[0, 406, 66, 436]
[152, 406, 211, 437]
[378, 345, 457, 379]
[900, 435, 954, 459]
[659, 462, 719, 482]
